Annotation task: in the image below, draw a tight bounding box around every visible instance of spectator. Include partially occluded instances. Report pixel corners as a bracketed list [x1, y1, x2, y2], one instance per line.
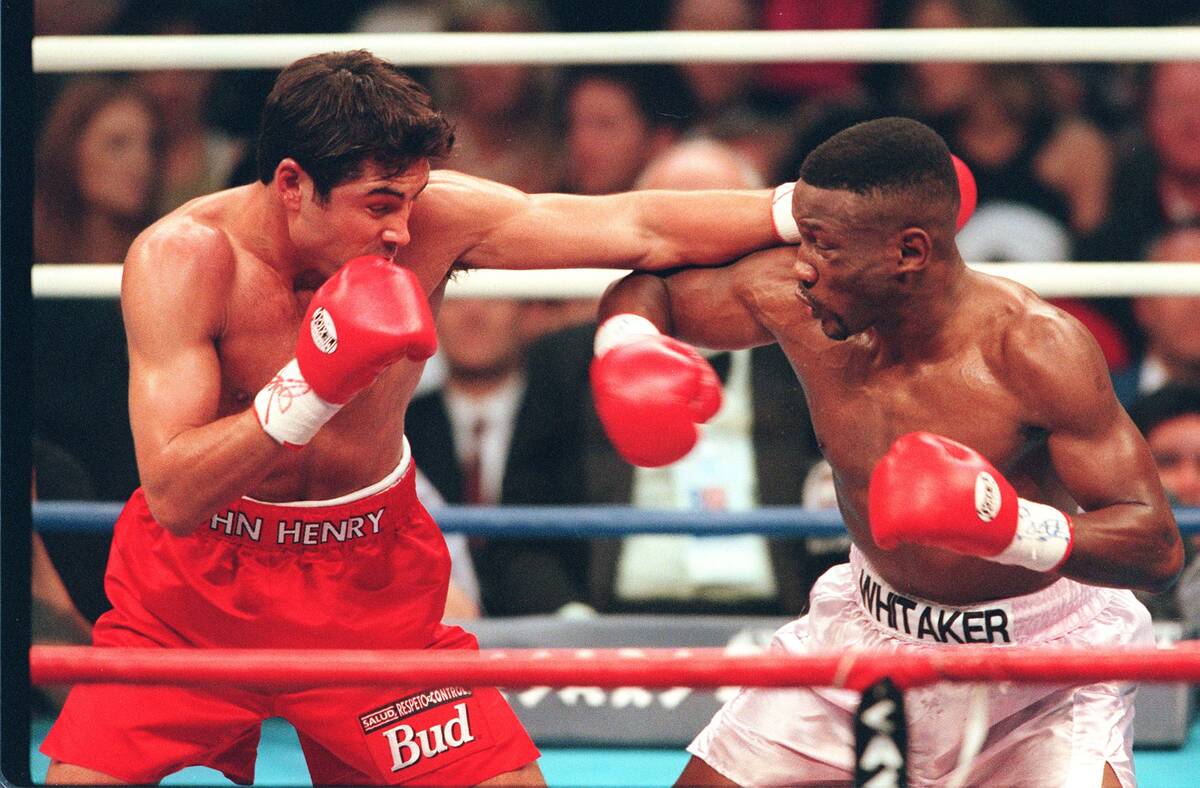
[120, 6, 247, 213]
[432, 0, 562, 192]
[1085, 61, 1200, 263]
[34, 76, 163, 264]
[1127, 384, 1200, 629]
[503, 139, 826, 616]
[406, 297, 589, 615]
[561, 65, 697, 195]
[1112, 227, 1200, 405]
[891, 0, 1113, 242]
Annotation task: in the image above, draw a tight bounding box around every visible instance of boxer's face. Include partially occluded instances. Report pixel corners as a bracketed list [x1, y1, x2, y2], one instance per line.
[791, 181, 899, 340]
[281, 158, 430, 272]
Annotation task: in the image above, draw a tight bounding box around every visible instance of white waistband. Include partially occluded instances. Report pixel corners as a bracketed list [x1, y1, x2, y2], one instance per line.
[849, 547, 1107, 645]
[242, 437, 411, 509]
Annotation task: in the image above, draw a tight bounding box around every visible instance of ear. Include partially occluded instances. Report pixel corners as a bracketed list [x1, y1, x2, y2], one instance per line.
[895, 227, 931, 276]
[274, 158, 308, 211]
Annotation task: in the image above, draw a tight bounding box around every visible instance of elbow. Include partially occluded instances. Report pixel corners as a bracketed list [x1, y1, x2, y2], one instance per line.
[141, 485, 203, 537]
[1135, 530, 1185, 594]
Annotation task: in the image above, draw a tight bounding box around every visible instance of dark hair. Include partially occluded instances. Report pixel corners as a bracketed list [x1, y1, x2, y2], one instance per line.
[34, 76, 164, 263]
[256, 50, 455, 198]
[562, 65, 698, 132]
[1128, 384, 1200, 437]
[800, 116, 958, 201]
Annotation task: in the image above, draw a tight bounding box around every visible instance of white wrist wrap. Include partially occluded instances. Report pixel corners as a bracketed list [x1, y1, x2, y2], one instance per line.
[771, 182, 802, 243]
[594, 313, 661, 357]
[991, 498, 1074, 573]
[253, 358, 342, 449]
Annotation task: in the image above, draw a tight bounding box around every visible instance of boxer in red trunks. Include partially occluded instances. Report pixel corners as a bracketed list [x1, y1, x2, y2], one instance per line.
[590, 118, 1184, 786]
[41, 50, 797, 786]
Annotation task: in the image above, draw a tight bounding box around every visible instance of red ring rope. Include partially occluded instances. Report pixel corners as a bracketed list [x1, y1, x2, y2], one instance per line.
[29, 644, 1200, 692]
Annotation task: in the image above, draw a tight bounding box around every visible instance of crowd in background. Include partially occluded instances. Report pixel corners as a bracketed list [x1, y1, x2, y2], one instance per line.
[29, 0, 1200, 682]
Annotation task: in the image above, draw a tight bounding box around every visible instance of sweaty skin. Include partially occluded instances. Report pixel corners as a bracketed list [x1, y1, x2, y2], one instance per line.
[598, 179, 1182, 604]
[122, 162, 781, 534]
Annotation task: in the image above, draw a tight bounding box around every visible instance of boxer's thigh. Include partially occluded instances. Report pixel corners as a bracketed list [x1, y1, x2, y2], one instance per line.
[41, 680, 267, 785]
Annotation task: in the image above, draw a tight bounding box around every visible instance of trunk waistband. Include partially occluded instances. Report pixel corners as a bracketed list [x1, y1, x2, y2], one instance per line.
[197, 439, 414, 551]
[849, 547, 1107, 645]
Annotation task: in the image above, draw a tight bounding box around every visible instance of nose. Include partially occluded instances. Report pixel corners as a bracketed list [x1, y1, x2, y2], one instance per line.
[381, 208, 413, 252]
[793, 249, 818, 287]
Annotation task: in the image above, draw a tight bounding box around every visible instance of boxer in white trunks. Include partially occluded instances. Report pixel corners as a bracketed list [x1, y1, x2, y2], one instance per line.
[589, 117, 1184, 787]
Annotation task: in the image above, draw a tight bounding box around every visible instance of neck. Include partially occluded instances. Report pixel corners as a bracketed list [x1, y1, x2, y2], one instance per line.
[871, 258, 971, 364]
[235, 184, 300, 277]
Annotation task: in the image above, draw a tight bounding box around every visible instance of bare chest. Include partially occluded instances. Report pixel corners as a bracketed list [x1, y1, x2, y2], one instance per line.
[792, 343, 1032, 500]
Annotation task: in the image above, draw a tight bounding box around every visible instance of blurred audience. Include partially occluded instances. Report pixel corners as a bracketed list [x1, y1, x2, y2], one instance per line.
[1112, 227, 1200, 405]
[1085, 61, 1200, 263]
[126, 8, 247, 213]
[34, 76, 163, 264]
[432, 0, 562, 191]
[893, 0, 1113, 243]
[758, 0, 879, 103]
[1128, 384, 1200, 629]
[561, 65, 697, 195]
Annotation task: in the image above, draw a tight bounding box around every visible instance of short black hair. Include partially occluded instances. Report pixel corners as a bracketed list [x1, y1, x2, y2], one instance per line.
[1128, 384, 1200, 437]
[257, 50, 454, 198]
[562, 65, 698, 132]
[799, 117, 959, 209]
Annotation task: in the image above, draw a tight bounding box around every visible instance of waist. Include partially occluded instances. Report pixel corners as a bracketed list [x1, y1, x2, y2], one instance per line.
[196, 438, 416, 551]
[849, 546, 1108, 645]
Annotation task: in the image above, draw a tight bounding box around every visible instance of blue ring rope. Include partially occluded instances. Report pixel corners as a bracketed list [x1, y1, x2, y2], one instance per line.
[31, 501, 1200, 536]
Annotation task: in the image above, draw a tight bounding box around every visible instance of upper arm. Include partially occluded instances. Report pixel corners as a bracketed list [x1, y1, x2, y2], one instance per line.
[1006, 310, 1166, 513]
[426, 170, 772, 271]
[660, 247, 800, 349]
[122, 220, 233, 478]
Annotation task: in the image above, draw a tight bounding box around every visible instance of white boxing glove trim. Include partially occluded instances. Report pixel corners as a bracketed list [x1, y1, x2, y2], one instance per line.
[991, 498, 1073, 573]
[594, 313, 662, 358]
[253, 358, 343, 448]
[772, 182, 801, 244]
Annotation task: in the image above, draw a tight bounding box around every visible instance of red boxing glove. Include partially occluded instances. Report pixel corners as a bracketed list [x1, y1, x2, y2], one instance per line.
[951, 154, 977, 231]
[591, 314, 722, 467]
[869, 432, 1073, 572]
[255, 255, 437, 448]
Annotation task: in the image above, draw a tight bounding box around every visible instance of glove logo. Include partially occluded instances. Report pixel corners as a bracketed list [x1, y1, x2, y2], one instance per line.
[309, 307, 338, 354]
[974, 472, 1002, 523]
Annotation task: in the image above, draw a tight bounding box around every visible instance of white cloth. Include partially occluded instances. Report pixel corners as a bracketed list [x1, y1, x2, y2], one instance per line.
[689, 547, 1153, 787]
[619, 349, 777, 602]
[443, 374, 525, 505]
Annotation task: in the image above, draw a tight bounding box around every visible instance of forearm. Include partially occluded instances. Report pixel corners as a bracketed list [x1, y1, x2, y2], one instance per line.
[1058, 504, 1184, 592]
[597, 272, 673, 331]
[631, 188, 792, 270]
[139, 409, 286, 535]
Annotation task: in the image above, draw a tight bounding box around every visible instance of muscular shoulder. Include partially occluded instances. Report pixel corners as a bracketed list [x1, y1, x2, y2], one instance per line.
[988, 281, 1114, 429]
[122, 213, 237, 335]
[418, 169, 527, 229]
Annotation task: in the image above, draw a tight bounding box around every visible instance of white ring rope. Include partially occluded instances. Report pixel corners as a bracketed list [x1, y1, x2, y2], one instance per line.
[33, 28, 1200, 72]
[31, 262, 1200, 300]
